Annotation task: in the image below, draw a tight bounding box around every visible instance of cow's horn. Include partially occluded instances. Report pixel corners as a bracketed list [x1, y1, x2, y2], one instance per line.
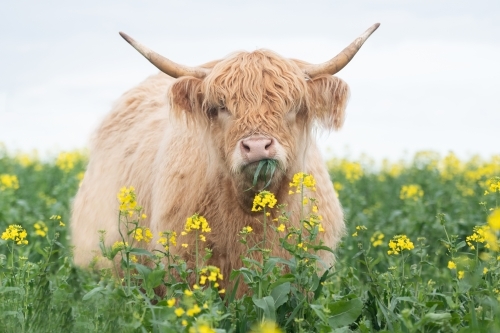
[303, 23, 380, 78]
[119, 32, 210, 79]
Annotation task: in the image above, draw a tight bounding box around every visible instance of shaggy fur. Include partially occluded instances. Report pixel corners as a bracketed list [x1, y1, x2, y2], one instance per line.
[71, 49, 349, 293]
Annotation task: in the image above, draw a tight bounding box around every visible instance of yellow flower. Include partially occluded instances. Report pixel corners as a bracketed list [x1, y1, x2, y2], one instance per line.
[174, 307, 185, 317]
[277, 224, 285, 232]
[447, 261, 457, 270]
[297, 243, 307, 251]
[167, 298, 176, 307]
[112, 241, 128, 251]
[218, 289, 225, 294]
[184, 289, 193, 296]
[370, 231, 385, 247]
[184, 214, 211, 233]
[199, 234, 206, 242]
[190, 324, 216, 333]
[182, 243, 188, 248]
[387, 235, 414, 255]
[182, 320, 188, 327]
[289, 172, 317, 192]
[251, 191, 277, 212]
[130, 255, 138, 263]
[483, 267, 489, 274]
[458, 271, 464, 279]
[186, 304, 201, 317]
[55, 150, 86, 172]
[34, 221, 48, 237]
[241, 226, 253, 234]
[400, 184, 424, 201]
[0, 174, 20, 191]
[466, 225, 498, 251]
[59, 221, 65, 227]
[249, 320, 283, 333]
[488, 208, 500, 230]
[117, 186, 138, 214]
[1, 225, 29, 245]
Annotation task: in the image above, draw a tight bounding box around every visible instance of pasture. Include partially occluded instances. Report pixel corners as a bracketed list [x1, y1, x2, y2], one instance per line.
[0, 146, 499, 332]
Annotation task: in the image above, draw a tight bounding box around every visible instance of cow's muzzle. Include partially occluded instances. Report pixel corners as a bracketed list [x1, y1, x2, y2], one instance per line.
[240, 135, 276, 164]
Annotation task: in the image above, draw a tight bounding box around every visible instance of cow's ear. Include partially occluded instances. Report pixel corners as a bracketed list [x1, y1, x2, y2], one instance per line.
[169, 77, 204, 118]
[307, 75, 350, 130]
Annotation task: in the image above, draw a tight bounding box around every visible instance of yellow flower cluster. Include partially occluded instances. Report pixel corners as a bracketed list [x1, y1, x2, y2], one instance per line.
[55, 150, 87, 172]
[1, 225, 28, 245]
[34, 221, 48, 237]
[488, 208, 500, 230]
[250, 321, 283, 333]
[304, 214, 324, 233]
[352, 225, 367, 237]
[370, 231, 385, 247]
[447, 261, 457, 270]
[400, 184, 424, 201]
[484, 178, 500, 195]
[439, 152, 463, 180]
[112, 241, 128, 251]
[133, 227, 153, 243]
[157, 231, 177, 251]
[117, 186, 138, 214]
[251, 191, 277, 212]
[183, 214, 211, 234]
[50, 214, 65, 227]
[189, 325, 216, 333]
[466, 225, 497, 251]
[387, 235, 414, 255]
[199, 266, 223, 287]
[289, 172, 316, 193]
[0, 174, 19, 191]
[240, 226, 253, 234]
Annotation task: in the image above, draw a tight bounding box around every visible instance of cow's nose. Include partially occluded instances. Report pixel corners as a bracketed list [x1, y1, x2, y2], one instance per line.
[241, 136, 276, 163]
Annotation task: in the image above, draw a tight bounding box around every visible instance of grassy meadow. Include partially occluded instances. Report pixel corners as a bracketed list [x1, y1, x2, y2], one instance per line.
[1, 145, 500, 333]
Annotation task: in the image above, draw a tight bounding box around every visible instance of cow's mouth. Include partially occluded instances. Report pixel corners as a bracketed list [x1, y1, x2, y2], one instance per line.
[241, 159, 281, 191]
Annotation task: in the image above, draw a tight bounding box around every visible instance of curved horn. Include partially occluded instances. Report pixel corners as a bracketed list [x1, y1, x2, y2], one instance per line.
[119, 32, 210, 79]
[303, 23, 380, 78]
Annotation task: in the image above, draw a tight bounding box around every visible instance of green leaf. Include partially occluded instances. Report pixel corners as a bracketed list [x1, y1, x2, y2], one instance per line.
[270, 282, 290, 308]
[327, 297, 363, 329]
[82, 286, 105, 301]
[145, 269, 166, 290]
[252, 295, 276, 321]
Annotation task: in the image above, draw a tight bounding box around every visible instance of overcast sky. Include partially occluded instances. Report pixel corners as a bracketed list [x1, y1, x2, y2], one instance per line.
[1, 0, 499, 161]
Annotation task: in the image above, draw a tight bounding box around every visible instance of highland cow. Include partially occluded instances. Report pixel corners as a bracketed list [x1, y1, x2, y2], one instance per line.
[71, 24, 380, 290]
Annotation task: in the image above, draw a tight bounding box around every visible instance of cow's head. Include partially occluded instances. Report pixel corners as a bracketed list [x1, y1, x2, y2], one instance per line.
[119, 24, 379, 206]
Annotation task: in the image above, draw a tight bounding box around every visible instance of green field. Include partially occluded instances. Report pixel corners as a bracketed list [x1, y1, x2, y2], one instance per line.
[1, 146, 499, 332]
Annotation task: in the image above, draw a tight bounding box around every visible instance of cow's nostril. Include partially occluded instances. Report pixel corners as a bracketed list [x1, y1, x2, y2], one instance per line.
[265, 140, 273, 150]
[241, 141, 251, 152]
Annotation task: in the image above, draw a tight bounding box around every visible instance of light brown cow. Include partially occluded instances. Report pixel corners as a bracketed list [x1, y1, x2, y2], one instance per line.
[71, 24, 379, 290]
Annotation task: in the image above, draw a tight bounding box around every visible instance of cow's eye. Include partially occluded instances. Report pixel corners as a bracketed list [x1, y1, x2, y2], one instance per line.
[219, 106, 231, 116]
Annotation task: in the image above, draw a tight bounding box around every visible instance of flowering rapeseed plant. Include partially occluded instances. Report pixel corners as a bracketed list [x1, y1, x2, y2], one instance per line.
[1, 225, 28, 245]
[387, 235, 414, 255]
[34, 221, 48, 237]
[488, 208, 500, 230]
[400, 184, 424, 201]
[117, 186, 139, 215]
[252, 191, 277, 211]
[370, 231, 385, 247]
[466, 225, 497, 250]
[0, 174, 19, 191]
[288, 172, 316, 193]
[55, 150, 86, 172]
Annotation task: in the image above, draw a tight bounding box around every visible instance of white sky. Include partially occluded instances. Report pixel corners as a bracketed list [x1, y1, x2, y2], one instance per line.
[1, 0, 499, 161]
